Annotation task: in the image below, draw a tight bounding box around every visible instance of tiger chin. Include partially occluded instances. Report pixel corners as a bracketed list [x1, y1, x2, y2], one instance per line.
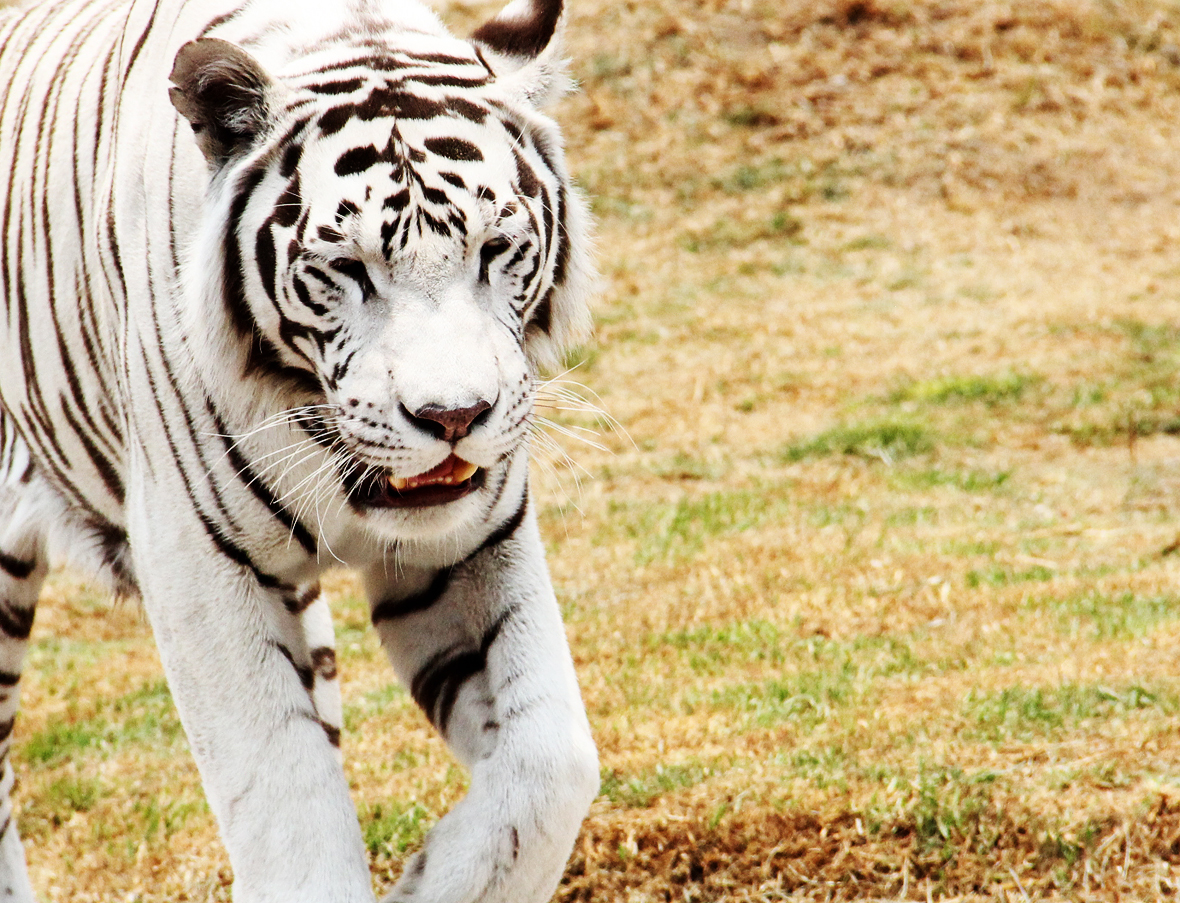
[0, 0, 599, 900]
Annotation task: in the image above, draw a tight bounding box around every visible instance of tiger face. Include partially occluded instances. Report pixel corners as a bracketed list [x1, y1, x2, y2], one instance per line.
[172, 32, 591, 540]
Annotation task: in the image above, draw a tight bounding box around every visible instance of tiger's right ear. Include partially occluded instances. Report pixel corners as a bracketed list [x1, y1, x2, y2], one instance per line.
[169, 38, 277, 166]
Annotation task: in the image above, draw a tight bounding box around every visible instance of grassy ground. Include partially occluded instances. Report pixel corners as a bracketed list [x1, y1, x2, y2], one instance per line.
[11, 0, 1180, 900]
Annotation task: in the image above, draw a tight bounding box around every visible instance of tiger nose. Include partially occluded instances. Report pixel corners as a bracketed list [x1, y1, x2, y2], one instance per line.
[402, 399, 493, 442]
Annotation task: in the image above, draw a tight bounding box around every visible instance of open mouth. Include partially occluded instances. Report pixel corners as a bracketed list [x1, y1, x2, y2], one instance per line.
[351, 455, 485, 509]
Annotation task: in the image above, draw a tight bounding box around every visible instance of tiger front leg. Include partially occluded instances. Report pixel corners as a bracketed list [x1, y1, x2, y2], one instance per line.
[0, 445, 47, 903]
[126, 471, 372, 903]
[368, 505, 598, 903]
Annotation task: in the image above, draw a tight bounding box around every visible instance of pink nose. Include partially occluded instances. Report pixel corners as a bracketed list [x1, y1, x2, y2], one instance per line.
[402, 399, 493, 442]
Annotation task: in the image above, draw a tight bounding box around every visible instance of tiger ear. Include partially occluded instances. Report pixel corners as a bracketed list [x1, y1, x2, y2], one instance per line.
[169, 38, 277, 166]
[471, 0, 567, 105]
[472, 0, 563, 61]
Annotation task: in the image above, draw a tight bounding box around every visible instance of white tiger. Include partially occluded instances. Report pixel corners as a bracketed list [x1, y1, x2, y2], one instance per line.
[0, 0, 599, 899]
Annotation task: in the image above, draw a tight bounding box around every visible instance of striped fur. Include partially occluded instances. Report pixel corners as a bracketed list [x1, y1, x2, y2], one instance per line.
[0, 0, 598, 900]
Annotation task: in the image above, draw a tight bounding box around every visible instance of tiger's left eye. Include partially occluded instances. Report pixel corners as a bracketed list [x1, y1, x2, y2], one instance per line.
[478, 236, 513, 283]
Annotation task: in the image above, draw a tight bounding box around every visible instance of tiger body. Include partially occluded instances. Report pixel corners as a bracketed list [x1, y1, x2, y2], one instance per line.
[0, 0, 598, 899]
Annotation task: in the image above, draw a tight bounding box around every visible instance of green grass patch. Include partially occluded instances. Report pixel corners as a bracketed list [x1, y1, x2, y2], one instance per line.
[19, 679, 183, 766]
[710, 667, 855, 728]
[713, 158, 790, 194]
[656, 620, 786, 674]
[648, 451, 729, 482]
[133, 795, 205, 841]
[843, 233, 892, 252]
[21, 720, 108, 766]
[359, 801, 432, 858]
[1116, 318, 1180, 357]
[45, 776, 102, 814]
[600, 761, 714, 808]
[783, 418, 933, 463]
[610, 486, 791, 564]
[1036, 591, 1180, 641]
[342, 683, 408, 732]
[963, 684, 1175, 741]
[1053, 320, 1180, 445]
[965, 564, 1055, 588]
[681, 210, 802, 253]
[892, 372, 1036, 406]
[904, 765, 997, 853]
[890, 467, 1012, 493]
[722, 104, 780, 128]
[20, 776, 109, 835]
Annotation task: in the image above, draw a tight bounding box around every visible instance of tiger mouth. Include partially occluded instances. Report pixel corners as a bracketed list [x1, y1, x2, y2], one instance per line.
[352, 455, 485, 509]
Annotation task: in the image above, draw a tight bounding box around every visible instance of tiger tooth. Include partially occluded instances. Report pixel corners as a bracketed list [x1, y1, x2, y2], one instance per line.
[452, 461, 478, 482]
[388, 475, 411, 491]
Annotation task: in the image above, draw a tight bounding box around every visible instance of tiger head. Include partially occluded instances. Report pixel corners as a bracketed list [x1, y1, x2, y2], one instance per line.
[170, 0, 593, 542]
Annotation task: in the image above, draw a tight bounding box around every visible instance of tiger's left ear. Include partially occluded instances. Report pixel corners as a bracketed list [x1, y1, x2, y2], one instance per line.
[471, 0, 568, 106]
[169, 38, 278, 167]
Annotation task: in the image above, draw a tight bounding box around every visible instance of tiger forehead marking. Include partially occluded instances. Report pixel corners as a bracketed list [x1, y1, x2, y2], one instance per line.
[262, 60, 556, 282]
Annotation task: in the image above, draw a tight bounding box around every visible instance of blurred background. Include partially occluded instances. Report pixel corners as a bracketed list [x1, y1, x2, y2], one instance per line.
[14, 0, 1180, 900]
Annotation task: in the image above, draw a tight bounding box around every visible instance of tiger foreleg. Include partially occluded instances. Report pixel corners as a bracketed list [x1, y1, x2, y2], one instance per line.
[368, 505, 598, 903]
[0, 434, 47, 902]
[126, 469, 371, 903]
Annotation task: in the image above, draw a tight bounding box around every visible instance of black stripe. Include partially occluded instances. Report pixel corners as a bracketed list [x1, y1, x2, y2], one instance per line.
[274, 642, 315, 691]
[529, 290, 553, 335]
[0, 603, 34, 641]
[553, 183, 570, 285]
[407, 74, 488, 89]
[307, 77, 364, 95]
[59, 394, 125, 505]
[224, 164, 268, 341]
[311, 646, 337, 680]
[371, 567, 452, 624]
[424, 136, 483, 162]
[335, 144, 380, 176]
[428, 649, 483, 731]
[356, 89, 444, 122]
[256, 220, 278, 301]
[318, 104, 354, 136]
[121, 0, 160, 80]
[0, 671, 20, 688]
[421, 185, 451, 207]
[274, 177, 302, 228]
[282, 583, 321, 614]
[321, 720, 341, 747]
[444, 97, 488, 123]
[479, 493, 528, 551]
[210, 406, 318, 550]
[410, 643, 473, 729]
[410, 606, 515, 731]
[141, 345, 292, 593]
[199, 10, 243, 37]
[514, 150, 541, 196]
[0, 553, 35, 580]
[383, 188, 410, 211]
[401, 52, 477, 66]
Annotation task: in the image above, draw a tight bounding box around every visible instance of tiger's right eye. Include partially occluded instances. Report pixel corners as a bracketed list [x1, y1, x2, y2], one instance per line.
[330, 259, 376, 300]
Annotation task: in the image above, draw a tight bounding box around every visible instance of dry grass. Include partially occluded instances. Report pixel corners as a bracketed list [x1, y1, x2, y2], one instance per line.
[12, 0, 1180, 900]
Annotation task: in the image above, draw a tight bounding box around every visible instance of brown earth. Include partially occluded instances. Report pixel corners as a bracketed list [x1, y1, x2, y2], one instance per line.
[11, 0, 1180, 901]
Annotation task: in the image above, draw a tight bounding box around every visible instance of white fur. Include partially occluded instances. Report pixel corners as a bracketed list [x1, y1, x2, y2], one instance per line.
[0, 0, 598, 899]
